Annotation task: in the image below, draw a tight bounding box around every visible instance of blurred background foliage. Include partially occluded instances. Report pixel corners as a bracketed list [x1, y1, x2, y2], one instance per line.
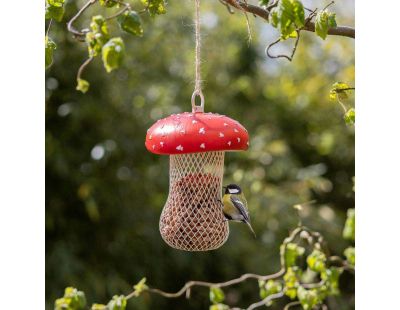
[46, 0, 354, 309]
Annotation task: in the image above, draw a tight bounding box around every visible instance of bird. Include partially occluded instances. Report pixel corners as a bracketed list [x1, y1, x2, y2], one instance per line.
[221, 184, 256, 238]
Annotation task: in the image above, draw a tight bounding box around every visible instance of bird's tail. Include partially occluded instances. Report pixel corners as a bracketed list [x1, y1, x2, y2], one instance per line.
[245, 221, 257, 238]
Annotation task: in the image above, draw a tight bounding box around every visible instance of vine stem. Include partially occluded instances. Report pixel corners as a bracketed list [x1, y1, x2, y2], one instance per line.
[67, 0, 97, 39]
[76, 57, 94, 81]
[94, 225, 353, 310]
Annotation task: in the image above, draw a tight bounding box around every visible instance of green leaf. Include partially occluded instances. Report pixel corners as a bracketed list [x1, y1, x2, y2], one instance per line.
[315, 10, 337, 40]
[284, 267, 300, 299]
[210, 287, 225, 304]
[272, 0, 305, 39]
[306, 249, 326, 273]
[91, 304, 106, 310]
[86, 16, 110, 57]
[54, 287, 86, 310]
[344, 247, 355, 266]
[118, 11, 143, 36]
[209, 304, 229, 310]
[90, 15, 109, 35]
[107, 295, 127, 310]
[269, 8, 279, 27]
[76, 78, 90, 93]
[141, 0, 167, 17]
[344, 108, 355, 125]
[45, 5, 64, 22]
[102, 37, 125, 73]
[329, 82, 352, 101]
[47, 0, 65, 7]
[321, 267, 342, 295]
[99, 0, 118, 7]
[259, 279, 283, 305]
[45, 36, 57, 69]
[297, 286, 320, 310]
[133, 277, 148, 297]
[343, 208, 355, 240]
[282, 243, 305, 267]
[268, 0, 305, 39]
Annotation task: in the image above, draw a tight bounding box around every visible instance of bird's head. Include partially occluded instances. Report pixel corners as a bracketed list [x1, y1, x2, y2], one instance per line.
[224, 184, 242, 195]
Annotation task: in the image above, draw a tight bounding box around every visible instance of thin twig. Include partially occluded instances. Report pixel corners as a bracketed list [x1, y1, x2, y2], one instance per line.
[67, 0, 97, 39]
[338, 87, 355, 91]
[147, 269, 285, 299]
[46, 19, 53, 37]
[76, 57, 94, 81]
[247, 290, 286, 310]
[265, 30, 301, 62]
[105, 0, 131, 20]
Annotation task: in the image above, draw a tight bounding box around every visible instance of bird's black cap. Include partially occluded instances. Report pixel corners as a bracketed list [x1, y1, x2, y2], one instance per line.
[224, 184, 242, 194]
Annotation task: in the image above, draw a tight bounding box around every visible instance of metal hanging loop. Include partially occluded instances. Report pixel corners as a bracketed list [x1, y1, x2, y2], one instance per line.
[191, 90, 204, 113]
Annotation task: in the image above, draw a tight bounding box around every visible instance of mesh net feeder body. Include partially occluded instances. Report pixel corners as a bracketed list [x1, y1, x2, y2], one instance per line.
[145, 111, 249, 251]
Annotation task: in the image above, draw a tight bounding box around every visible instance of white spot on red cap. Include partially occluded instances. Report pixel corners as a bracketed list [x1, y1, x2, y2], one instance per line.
[246, 141, 249, 146]
[223, 123, 228, 127]
[237, 137, 241, 143]
[200, 143, 205, 149]
[227, 141, 231, 146]
[199, 128, 205, 134]
[219, 132, 224, 138]
[149, 135, 152, 140]
[234, 128, 239, 133]
[180, 130, 186, 134]
[160, 142, 164, 147]
[152, 145, 156, 150]
[192, 120, 198, 124]
[176, 145, 184, 151]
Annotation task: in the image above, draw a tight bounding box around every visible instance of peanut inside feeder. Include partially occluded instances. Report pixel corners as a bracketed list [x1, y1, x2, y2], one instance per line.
[145, 111, 249, 251]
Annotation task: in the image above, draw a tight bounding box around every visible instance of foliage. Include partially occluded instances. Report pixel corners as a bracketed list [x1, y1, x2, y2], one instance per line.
[315, 10, 337, 40]
[329, 82, 352, 101]
[53, 223, 355, 309]
[102, 37, 125, 73]
[45, 36, 57, 69]
[343, 208, 355, 241]
[344, 247, 355, 266]
[46, 1, 354, 309]
[86, 15, 110, 58]
[118, 11, 143, 37]
[54, 287, 86, 310]
[45, 0, 353, 89]
[76, 78, 90, 93]
[45, 0, 65, 22]
[141, 0, 167, 17]
[269, 0, 305, 40]
[330, 82, 355, 125]
[344, 108, 355, 125]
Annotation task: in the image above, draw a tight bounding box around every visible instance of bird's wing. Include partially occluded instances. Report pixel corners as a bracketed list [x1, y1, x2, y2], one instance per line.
[230, 196, 250, 222]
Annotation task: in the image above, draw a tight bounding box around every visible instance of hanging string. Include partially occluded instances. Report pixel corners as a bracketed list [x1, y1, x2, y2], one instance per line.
[191, 0, 204, 112]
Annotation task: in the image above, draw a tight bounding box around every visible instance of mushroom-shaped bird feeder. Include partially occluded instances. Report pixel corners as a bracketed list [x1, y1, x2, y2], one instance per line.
[145, 98, 249, 251]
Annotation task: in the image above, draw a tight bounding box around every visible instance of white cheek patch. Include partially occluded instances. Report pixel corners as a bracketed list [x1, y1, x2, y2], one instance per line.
[228, 189, 240, 194]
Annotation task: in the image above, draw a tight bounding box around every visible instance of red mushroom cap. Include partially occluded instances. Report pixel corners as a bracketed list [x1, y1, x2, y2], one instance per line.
[145, 112, 249, 155]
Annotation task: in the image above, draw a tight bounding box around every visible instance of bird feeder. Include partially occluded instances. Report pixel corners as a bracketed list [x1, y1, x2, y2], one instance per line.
[145, 96, 249, 251]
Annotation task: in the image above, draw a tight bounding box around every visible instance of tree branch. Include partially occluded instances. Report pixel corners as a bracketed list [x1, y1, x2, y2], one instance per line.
[223, 0, 355, 39]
